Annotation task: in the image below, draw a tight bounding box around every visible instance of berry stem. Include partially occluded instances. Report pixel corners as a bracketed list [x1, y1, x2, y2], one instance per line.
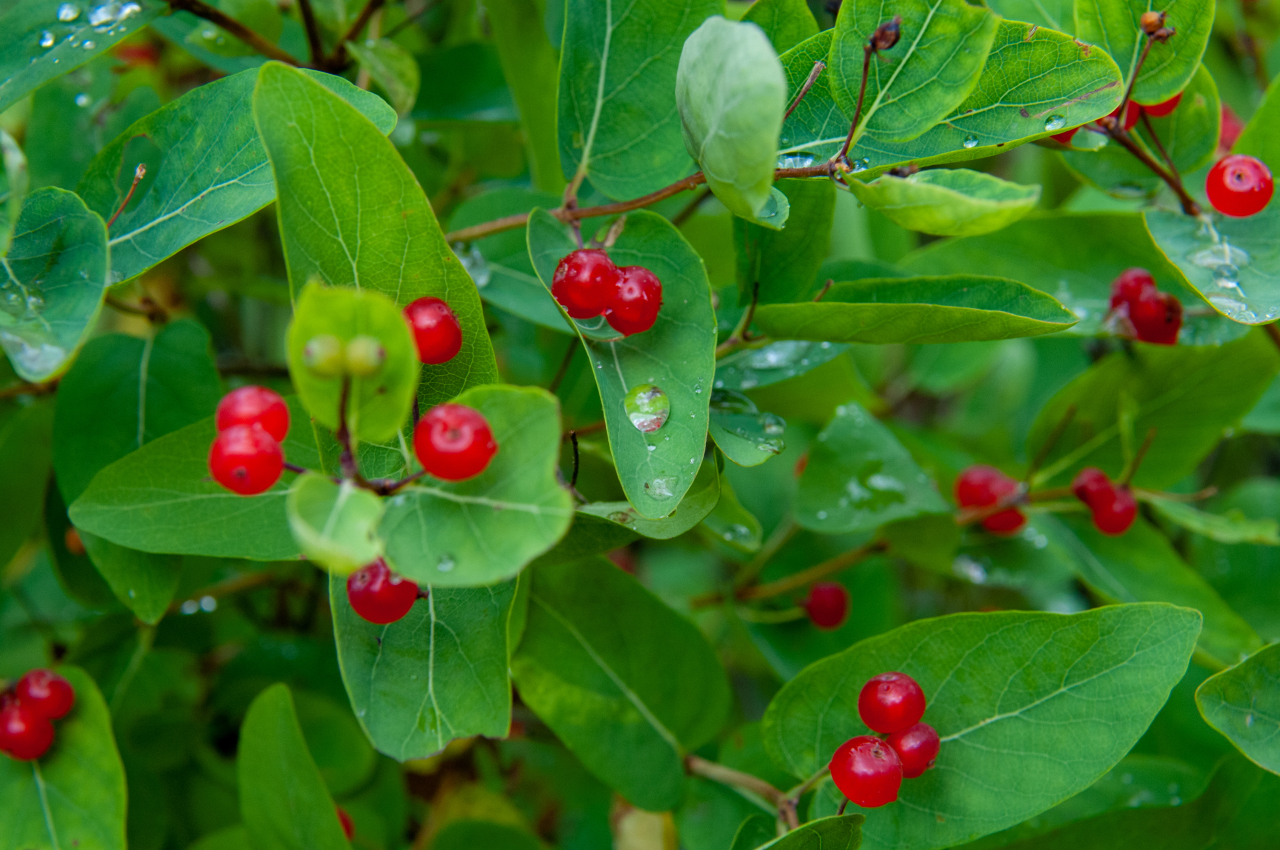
[670, 188, 713, 227]
[1025, 404, 1077, 483]
[834, 44, 875, 168]
[686, 755, 797, 829]
[282, 462, 309, 475]
[106, 165, 147, 229]
[733, 516, 799, 589]
[1103, 125, 1202, 215]
[1117, 36, 1155, 117]
[1140, 112, 1182, 187]
[692, 540, 887, 609]
[785, 60, 827, 121]
[568, 431, 581, 490]
[1118, 427, 1157, 485]
[166, 0, 301, 66]
[716, 282, 765, 359]
[547, 339, 579, 394]
[328, 0, 388, 71]
[333, 377, 374, 491]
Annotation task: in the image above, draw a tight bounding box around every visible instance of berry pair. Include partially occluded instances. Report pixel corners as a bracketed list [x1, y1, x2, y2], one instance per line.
[209, 386, 289, 495]
[955, 465, 1025, 535]
[1, 669, 76, 761]
[1072, 467, 1137, 535]
[414, 403, 497, 482]
[1107, 268, 1182, 345]
[347, 559, 421, 624]
[1206, 155, 1274, 218]
[552, 249, 663, 336]
[1050, 92, 1180, 146]
[303, 334, 388, 378]
[830, 672, 940, 808]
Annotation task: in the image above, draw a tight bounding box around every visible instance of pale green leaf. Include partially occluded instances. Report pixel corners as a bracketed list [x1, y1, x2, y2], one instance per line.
[1196, 644, 1280, 775]
[0, 129, 28, 255]
[287, 475, 385, 574]
[743, 0, 819, 54]
[578, 455, 721, 539]
[847, 169, 1040, 237]
[709, 390, 786, 467]
[346, 38, 420, 117]
[1146, 494, 1280, 545]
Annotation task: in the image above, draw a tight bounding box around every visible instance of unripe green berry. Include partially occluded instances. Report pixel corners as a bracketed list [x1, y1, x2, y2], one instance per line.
[303, 334, 345, 377]
[345, 335, 386, 377]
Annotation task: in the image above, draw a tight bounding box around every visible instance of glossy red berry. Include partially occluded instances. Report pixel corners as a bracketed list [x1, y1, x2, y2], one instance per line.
[0, 701, 55, 761]
[216, 386, 289, 442]
[413, 403, 497, 482]
[404, 297, 463, 364]
[16, 670, 75, 720]
[886, 722, 940, 779]
[1129, 287, 1182, 345]
[858, 672, 927, 734]
[604, 266, 662, 336]
[346, 559, 420, 625]
[336, 806, 355, 841]
[1206, 155, 1274, 218]
[1050, 127, 1079, 145]
[955, 465, 1025, 535]
[552, 249, 621, 319]
[209, 424, 283, 496]
[1092, 486, 1137, 535]
[1071, 467, 1112, 507]
[1109, 268, 1156, 310]
[829, 735, 903, 808]
[1139, 91, 1182, 117]
[805, 582, 850, 630]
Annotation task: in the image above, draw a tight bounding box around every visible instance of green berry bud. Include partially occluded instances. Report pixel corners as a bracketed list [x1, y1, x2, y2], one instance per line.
[303, 334, 345, 377]
[345, 335, 386, 377]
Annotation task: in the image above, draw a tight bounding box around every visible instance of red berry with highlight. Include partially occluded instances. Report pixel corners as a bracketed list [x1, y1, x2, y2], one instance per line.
[346, 559, 420, 625]
[858, 672, 927, 734]
[0, 701, 55, 761]
[1072, 467, 1112, 507]
[604, 266, 662, 336]
[886, 722, 940, 778]
[955, 465, 1025, 535]
[1207, 155, 1274, 218]
[552, 249, 621, 319]
[829, 735, 903, 808]
[16, 669, 75, 720]
[1129, 287, 1182, 345]
[209, 424, 283, 495]
[805, 582, 849, 630]
[336, 806, 355, 841]
[404, 297, 463, 364]
[1092, 486, 1137, 535]
[1139, 91, 1182, 117]
[216, 386, 289, 442]
[413, 403, 497, 481]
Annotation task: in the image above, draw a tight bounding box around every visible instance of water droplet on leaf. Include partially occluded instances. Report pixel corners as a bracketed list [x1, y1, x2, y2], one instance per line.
[40, 30, 55, 48]
[962, 135, 979, 149]
[1044, 115, 1066, 132]
[624, 383, 670, 433]
[57, 3, 81, 22]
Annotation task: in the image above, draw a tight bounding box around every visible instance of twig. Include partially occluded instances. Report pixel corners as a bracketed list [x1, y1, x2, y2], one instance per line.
[1026, 404, 1076, 483]
[328, 0, 388, 69]
[385, 0, 440, 40]
[686, 755, 787, 807]
[733, 517, 799, 590]
[694, 541, 887, 608]
[283, 462, 309, 475]
[1119, 427, 1157, 485]
[1140, 112, 1180, 184]
[167, 0, 301, 66]
[106, 164, 146, 229]
[813, 279, 834, 302]
[785, 61, 826, 120]
[569, 431, 580, 489]
[671, 188, 713, 227]
[563, 420, 607, 439]
[834, 46, 874, 166]
[548, 339, 578, 394]
[716, 281, 763, 358]
[296, 0, 325, 66]
[1132, 485, 1217, 502]
[333, 377, 373, 490]
[1104, 124, 1201, 215]
[0, 380, 55, 399]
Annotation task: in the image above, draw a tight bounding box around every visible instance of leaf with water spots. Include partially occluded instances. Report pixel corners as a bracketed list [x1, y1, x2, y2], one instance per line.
[1075, 0, 1214, 106]
[1196, 643, 1280, 776]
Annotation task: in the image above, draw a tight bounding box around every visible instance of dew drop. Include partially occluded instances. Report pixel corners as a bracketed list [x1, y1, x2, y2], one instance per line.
[1245, 712, 1255, 727]
[40, 30, 55, 48]
[57, 3, 81, 22]
[623, 383, 670, 433]
[436, 554, 455, 572]
[74, 92, 90, 107]
[82, 39, 95, 49]
[816, 510, 828, 520]
[88, 2, 118, 27]
[452, 241, 490, 287]
[648, 477, 676, 498]
[180, 599, 199, 615]
[962, 135, 979, 149]
[118, 1, 142, 21]
[1044, 114, 1066, 132]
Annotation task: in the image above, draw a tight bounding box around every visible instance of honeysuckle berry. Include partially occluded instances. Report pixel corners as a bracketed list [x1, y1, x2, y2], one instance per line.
[16, 670, 75, 720]
[403, 297, 463, 364]
[858, 672, 927, 734]
[954, 465, 1025, 535]
[1206, 155, 1274, 218]
[1050, 127, 1080, 145]
[1092, 485, 1138, 535]
[1108, 268, 1182, 345]
[552, 249, 621, 319]
[886, 722, 940, 778]
[344, 336, 386, 377]
[0, 700, 54, 761]
[209, 424, 283, 495]
[1109, 268, 1156, 310]
[337, 806, 355, 841]
[1219, 106, 1244, 155]
[346, 559, 420, 625]
[413, 403, 497, 481]
[1071, 467, 1112, 507]
[216, 386, 289, 442]
[1139, 91, 1182, 117]
[604, 266, 663, 336]
[805, 582, 850, 630]
[829, 735, 903, 808]
[303, 334, 346, 377]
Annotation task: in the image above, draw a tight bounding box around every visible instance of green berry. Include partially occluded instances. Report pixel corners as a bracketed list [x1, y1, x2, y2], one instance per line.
[345, 335, 386, 377]
[303, 334, 345, 377]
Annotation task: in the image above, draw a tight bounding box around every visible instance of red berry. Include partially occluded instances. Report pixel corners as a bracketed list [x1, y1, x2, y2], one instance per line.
[1071, 467, 1112, 507]
[1109, 268, 1156, 310]
[1138, 91, 1182, 117]
[805, 582, 850, 630]
[1050, 127, 1079, 145]
[209, 424, 283, 496]
[403, 297, 463, 364]
[346, 559, 420, 625]
[216, 386, 289, 442]
[16, 670, 75, 720]
[1219, 105, 1244, 154]
[1097, 100, 1140, 132]
[604, 266, 662, 336]
[1092, 486, 1137, 535]
[955, 465, 1026, 535]
[336, 806, 355, 841]
[886, 722, 940, 778]
[829, 735, 903, 808]
[858, 672, 927, 734]
[1206, 155, 1274, 218]
[1129, 287, 1182, 345]
[0, 701, 55, 761]
[413, 403, 497, 482]
[552, 249, 621, 319]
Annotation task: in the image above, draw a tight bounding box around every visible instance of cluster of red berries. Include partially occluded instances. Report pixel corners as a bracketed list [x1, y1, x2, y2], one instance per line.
[0, 669, 76, 761]
[346, 558, 421, 625]
[209, 385, 290, 495]
[955, 465, 1026, 535]
[552, 249, 663, 336]
[1107, 267, 1182, 345]
[1072, 467, 1137, 535]
[830, 672, 939, 808]
[1050, 92, 1181, 146]
[805, 582, 850, 630]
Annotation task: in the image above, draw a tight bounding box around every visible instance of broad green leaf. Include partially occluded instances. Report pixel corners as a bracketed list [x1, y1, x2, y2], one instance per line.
[709, 390, 786, 467]
[511, 557, 732, 811]
[1146, 495, 1280, 544]
[78, 533, 179, 625]
[744, 816, 864, 850]
[68, 399, 319, 560]
[285, 282, 417, 445]
[795, 402, 947, 533]
[847, 169, 1040, 237]
[78, 66, 395, 286]
[237, 684, 349, 850]
[1196, 644, 1280, 775]
[287, 475, 384, 574]
[1075, 0, 1214, 105]
[762, 604, 1202, 850]
[735, 178, 836, 305]
[714, 340, 850, 391]
[0, 129, 28, 254]
[379, 385, 573, 587]
[985, 0, 1074, 29]
[828, 0, 999, 144]
[730, 815, 777, 850]
[0, 0, 162, 115]
[557, 0, 720, 199]
[1025, 332, 1279, 488]
[743, 0, 819, 53]
[702, 474, 764, 551]
[578, 455, 721, 539]
[753, 276, 1079, 344]
[0, 187, 108, 383]
[527, 210, 716, 518]
[346, 38, 420, 117]
[1189, 479, 1280, 642]
[487, 0, 564, 191]
[0, 399, 53, 570]
[1234, 71, 1280, 163]
[253, 62, 498, 404]
[411, 42, 518, 123]
[332, 574, 517, 761]
[292, 691, 377, 797]
[676, 16, 787, 219]
[0, 667, 126, 850]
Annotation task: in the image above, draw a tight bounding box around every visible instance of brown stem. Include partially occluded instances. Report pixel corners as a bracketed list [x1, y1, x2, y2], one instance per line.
[333, 377, 373, 489]
[106, 164, 146, 229]
[1140, 112, 1180, 186]
[835, 45, 874, 166]
[167, 0, 301, 66]
[1119, 427, 1157, 486]
[296, 0, 325, 66]
[716, 281, 762, 357]
[0, 380, 56, 399]
[282, 462, 310, 475]
[813, 279, 834, 302]
[569, 431, 581, 489]
[1264, 322, 1280, 353]
[547, 338, 578, 394]
[785, 61, 826, 120]
[563, 420, 606, 439]
[693, 541, 887, 609]
[686, 755, 787, 807]
[1118, 36, 1154, 114]
[1105, 123, 1201, 215]
[329, 0, 388, 69]
[671, 188, 713, 227]
[377, 468, 426, 495]
[105, 294, 168, 323]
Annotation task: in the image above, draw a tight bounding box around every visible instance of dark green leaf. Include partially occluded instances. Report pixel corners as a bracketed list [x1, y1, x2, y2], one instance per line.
[743, 0, 819, 54]
[346, 38, 420, 117]
[847, 169, 1040, 237]
[0, 130, 27, 253]
[709, 390, 785, 467]
[1196, 644, 1280, 775]
[292, 690, 376, 797]
[486, 0, 564, 191]
[714, 340, 850, 391]
[0, 398, 53, 569]
[749, 815, 864, 850]
[736, 179, 836, 305]
[1189, 479, 1280, 642]
[1075, 0, 1213, 105]
[78, 533, 179, 625]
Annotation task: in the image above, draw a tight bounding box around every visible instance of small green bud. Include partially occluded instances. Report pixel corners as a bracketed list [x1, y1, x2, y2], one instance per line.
[345, 335, 386, 377]
[303, 334, 345, 377]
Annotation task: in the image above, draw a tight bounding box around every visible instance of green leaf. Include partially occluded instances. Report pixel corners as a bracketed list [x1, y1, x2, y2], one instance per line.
[0, 129, 28, 254]
[702, 474, 764, 552]
[753, 276, 1079, 344]
[557, 0, 720, 199]
[676, 16, 787, 219]
[1188, 479, 1280, 642]
[78, 66, 395, 286]
[287, 475, 385, 574]
[709, 390, 786, 467]
[1196, 644, 1280, 775]
[762, 604, 1202, 850]
[77, 534, 179, 625]
[511, 557, 732, 811]
[828, 0, 999, 144]
[578, 454, 721, 539]
[292, 691, 377, 797]
[1075, 0, 1214, 106]
[285, 282, 417, 445]
[237, 684, 349, 850]
[0, 667, 126, 850]
[0, 0, 162, 115]
[379, 385, 573, 587]
[527, 210, 716, 519]
[1145, 494, 1280, 545]
[735, 179, 836, 305]
[0, 187, 108, 383]
[714, 340, 850, 391]
[745, 816, 865, 850]
[346, 38, 420, 117]
[1234, 70, 1280, 163]
[253, 62, 498, 405]
[847, 169, 1041, 237]
[332, 574, 517, 761]
[984, 0, 1073, 30]
[0, 399, 53, 570]
[184, 0, 281, 58]
[743, 0, 819, 54]
[795, 402, 947, 533]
